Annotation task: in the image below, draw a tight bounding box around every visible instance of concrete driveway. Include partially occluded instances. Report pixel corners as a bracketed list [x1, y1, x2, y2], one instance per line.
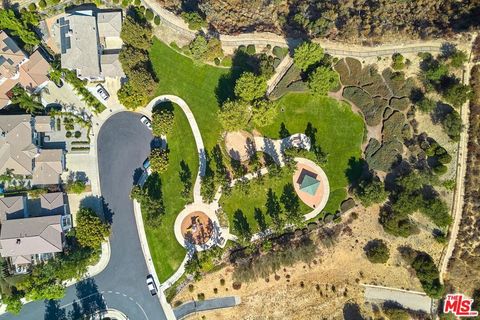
[0, 112, 167, 320]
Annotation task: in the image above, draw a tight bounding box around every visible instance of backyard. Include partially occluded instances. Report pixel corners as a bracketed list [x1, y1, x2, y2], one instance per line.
[144, 103, 198, 282]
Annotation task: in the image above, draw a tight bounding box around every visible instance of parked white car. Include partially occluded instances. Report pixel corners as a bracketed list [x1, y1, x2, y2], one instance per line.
[96, 84, 110, 100]
[140, 116, 152, 130]
[146, 275, 157, 296]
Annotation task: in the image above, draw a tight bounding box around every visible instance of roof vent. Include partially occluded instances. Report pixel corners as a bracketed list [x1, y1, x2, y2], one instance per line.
[16, 239, 21, 245]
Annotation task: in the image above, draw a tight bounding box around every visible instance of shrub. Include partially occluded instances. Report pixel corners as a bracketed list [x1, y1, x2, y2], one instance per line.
[66, 180, 86, 194]
[417, 97, 437, 113]
[364, 239, 390, 263]
[39, 0, 47, 8]
[66, 131, 72, 138]
[383, 307, 410, 320]
[74, 131, 81, 138]
[154, 15, 161, 25]
[188, 284, 194, 292]
[355, 179, 388, 207]
[220, 279, 225, 286]
[134, 0, 140, 5]
[28, 3, 37, 11]
[441, 110, 462, 141]
[197, 293, 205, 300]
[145, 9, 154, 21]
[272, 46, 288, 59]
[246, 44, 256, 55]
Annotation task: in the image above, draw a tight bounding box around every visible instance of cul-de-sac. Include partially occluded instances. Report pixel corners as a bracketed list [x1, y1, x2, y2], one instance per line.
[0, 1, 478, 319]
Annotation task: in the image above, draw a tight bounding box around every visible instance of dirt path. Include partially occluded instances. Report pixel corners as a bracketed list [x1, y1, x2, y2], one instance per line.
[438, 34, 477, 283]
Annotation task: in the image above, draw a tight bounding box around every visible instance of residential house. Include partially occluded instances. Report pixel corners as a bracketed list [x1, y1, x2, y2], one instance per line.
[0, 31, 50, 109]
[0, 192, 71, 273]
[0, 115, 65, 186]
[53, 9, 125, 80]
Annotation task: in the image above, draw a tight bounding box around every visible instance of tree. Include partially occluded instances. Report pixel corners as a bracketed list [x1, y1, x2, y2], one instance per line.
[441, 111, 462, 141]
[152, 108, 175, 137]
[10, 85, 43, 114]
[48, 68, 62, 86]
[131, 173, 165, 225]
[391, 53, 405, 70]
[308, 66, 340, 96]
[254, 208, 267, 232]
[150, 148, 170, 173]
[120, 14, 152, 50]
[383, 307, 410, 320]
[0, 9, 40, 46]
[234, 72, 267, 102]
[280, 183, 302, 224]
[218, 100, 250, 131]
[204, 37, 223, 61]
[364, 239, 390, 263]
[355, 179, 388, 207]
[251, 100, 277, 127]
[265, 188, 283, 230]
[449, 50, 468, 68]
[2, 294, 23, 315]
[189, 34, 208, 60]
[181, 11, 206, 30]
[179, 160, 192, 199]
[443, 83, 471, 108]
[233, 209, 251, 242]
[119, 45, 149, 74]
[293, 42, 324, 71]
[416, 97, 436, 113]
[411, 253, 444, 298]
[75, 208, 110, 249]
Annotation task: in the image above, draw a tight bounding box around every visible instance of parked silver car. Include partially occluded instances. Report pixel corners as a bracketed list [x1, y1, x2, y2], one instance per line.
[140, 116, 152, 130]
[146, 275, 157, 296]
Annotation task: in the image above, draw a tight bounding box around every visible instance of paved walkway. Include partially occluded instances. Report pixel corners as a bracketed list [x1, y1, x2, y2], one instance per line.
[173, 297, 241, 319]
[144, 95, 206, 203]
[363, 284, 433, 313]
[266, 55, 293, 95]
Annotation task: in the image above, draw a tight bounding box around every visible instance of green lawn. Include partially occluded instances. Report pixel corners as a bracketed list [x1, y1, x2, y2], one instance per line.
[221, 93, 364, 231]
[144, 103, 198, 282]
[150, 38, 229, 151]
[147, 39, 363, 275]
[261, 93, 364, 216]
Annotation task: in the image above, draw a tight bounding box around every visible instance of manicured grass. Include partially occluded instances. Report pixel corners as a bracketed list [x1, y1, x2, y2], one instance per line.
[261, 93, 364, 216]
[221, 93, 364, 232]
[220, 168, 311, 233]
[144, 103, 198, 282]
[150, 38, 228, 151]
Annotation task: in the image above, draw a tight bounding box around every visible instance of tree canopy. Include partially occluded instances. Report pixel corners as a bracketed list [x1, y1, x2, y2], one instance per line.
[149, 148, 170, 173]
[364, 239, 390, 264]
[308, 66, 340, 96]
[294, 42, 324, 71]
[234, 72, 267, 102]
[218, 100, 250, 131]
[75, 208, 110, 249]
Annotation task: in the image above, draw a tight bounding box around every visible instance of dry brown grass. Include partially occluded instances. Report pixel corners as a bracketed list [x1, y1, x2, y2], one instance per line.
[172, 206, 444, 319]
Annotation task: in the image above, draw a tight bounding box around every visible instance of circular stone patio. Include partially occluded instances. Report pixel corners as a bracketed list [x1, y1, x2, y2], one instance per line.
[174, 202, 222, 251]
[224, 131, 256, 162]
[293, 157, 330, 217]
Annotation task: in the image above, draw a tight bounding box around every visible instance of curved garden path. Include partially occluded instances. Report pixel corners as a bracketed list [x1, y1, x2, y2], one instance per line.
[144, 95, 206, 203]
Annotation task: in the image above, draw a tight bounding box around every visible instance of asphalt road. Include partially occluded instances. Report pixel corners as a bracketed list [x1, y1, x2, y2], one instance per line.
[0, 112, 166, 320]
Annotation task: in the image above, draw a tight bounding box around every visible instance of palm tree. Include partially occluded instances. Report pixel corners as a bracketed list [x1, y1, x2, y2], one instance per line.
[48, 68, 62, 86]
[10, 85, 43, 114]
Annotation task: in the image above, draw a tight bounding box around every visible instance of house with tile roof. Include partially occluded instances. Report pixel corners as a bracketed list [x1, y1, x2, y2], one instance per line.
[0, 192, 70, 273]
[0, 115, 64, 185]
[53, 9, 124, 80]
[0, 31, 50, 109]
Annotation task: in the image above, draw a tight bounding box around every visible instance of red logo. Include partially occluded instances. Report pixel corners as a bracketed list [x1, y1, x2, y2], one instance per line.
[443, 294, 479, 317]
